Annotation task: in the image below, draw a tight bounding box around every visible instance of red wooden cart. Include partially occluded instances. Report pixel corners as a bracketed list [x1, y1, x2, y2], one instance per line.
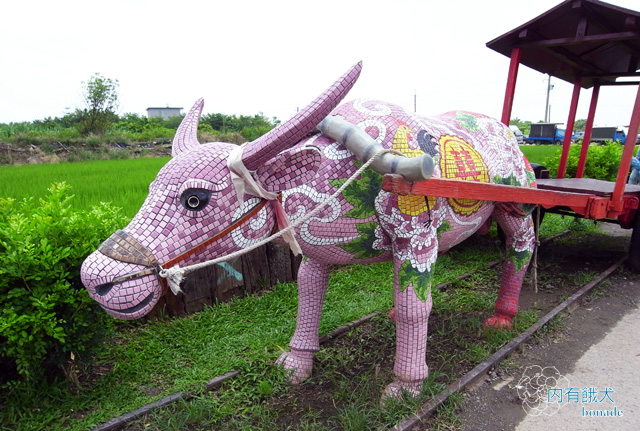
[382, 0, 640, 269]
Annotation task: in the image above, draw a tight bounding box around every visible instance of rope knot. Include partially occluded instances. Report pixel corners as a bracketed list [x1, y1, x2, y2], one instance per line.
[159, 266, 185, 295]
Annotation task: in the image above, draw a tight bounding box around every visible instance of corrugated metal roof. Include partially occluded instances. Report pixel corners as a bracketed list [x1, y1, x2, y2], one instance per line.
[486, 0, 640, 88]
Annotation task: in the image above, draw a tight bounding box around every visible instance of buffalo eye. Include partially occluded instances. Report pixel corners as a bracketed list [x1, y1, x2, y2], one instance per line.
[180, 188, 211, 211]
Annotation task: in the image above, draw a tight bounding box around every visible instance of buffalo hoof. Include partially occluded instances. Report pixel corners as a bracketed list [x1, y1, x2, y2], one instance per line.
[483, 314, 513, 330]
[275, 349, 314, 384]
[381, 379, 422, 402]
[388, 307, 396, 322]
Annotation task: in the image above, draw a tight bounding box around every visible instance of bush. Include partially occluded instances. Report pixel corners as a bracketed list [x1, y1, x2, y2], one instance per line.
[545, 141, 625, 181]
[0, 183, 129, 384]
[240, 125, 273, 141]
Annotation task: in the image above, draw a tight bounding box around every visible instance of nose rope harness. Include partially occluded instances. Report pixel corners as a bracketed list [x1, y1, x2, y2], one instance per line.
[158, 148, 404, 294]
[227, 143, 302, 255]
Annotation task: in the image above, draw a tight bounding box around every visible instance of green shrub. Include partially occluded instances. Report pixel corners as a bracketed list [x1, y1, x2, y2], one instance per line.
[0, 183, 128, 384]
[7, 128, 82, 148]
[197, 123, 216, 136]
[545, 141, 625, 181]
[10, 131, 48, 147]
[55, 127, 81, 141]
[83, 134, 103, 148]
[240, 125, 273, 141]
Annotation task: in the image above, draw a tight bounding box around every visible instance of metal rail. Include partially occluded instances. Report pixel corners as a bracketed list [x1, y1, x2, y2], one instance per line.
[92, 313, 382, 431]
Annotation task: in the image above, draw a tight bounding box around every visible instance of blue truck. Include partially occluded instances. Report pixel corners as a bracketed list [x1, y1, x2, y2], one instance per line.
[525, 123, 572, 145]
[590, 127, 628, 144]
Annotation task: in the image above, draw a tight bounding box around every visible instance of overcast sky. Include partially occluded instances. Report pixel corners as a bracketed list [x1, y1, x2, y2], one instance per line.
[2, 0, 639, 127]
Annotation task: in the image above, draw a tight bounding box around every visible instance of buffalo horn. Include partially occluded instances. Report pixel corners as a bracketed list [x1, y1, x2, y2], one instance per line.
[240, 62, 363, 171]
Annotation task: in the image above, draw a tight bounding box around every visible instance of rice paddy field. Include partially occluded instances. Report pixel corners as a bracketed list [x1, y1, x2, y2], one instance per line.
[0, 146, 559, 220]
[0, 157, 171, 218]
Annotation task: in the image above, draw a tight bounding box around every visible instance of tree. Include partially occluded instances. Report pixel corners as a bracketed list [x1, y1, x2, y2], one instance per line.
[77, 73, 119, 135]
[574, 119, 587, 132]
[510, 117, 532, 135]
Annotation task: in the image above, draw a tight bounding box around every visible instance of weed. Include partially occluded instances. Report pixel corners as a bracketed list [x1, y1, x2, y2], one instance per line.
[429, 392, 464, 430]
[587, 279, 613, 301]
[534, 314, 566, 341]
[573, 270, 599, 286]
[256, 380, 274, 398]
[336, 404, 373, 431]
[464, 344, 491, 363]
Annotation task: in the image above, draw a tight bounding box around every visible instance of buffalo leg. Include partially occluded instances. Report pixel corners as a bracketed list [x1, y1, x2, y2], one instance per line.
[276, 258, 329, 383]
[383, 258, 432, 399]
[485, 212, 535, 329]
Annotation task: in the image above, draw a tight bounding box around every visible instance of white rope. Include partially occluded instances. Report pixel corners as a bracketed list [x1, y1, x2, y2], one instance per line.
[159, 148, 405, 294]
[227, 143, 301, 254]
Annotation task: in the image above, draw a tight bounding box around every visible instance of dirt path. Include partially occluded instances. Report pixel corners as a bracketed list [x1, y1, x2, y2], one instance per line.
[457, 226, 640, 431]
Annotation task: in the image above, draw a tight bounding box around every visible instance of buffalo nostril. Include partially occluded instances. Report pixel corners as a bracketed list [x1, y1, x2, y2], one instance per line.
[95, 282, 114, 297]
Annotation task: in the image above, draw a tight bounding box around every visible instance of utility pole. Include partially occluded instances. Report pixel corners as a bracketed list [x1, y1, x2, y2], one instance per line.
[414, 90, 417, 113]
[545, 75, 553, 122]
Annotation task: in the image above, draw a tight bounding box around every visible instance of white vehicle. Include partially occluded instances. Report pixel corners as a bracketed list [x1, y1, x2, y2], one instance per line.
[509, 125, 525, 143]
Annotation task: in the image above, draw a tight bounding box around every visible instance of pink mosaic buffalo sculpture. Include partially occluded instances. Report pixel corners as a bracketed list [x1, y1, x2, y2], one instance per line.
[81, 62, 536, 398]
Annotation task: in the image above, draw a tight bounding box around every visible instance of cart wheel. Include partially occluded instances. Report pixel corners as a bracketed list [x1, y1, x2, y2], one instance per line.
[628, 211, 640, 272]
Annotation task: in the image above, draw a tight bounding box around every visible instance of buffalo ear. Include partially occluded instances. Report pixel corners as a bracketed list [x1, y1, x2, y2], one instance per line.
[254, 147, 322, 193]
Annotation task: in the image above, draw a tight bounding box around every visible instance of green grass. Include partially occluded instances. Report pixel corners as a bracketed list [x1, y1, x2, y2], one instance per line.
[519, 144, 560, 167]
[0, 263, 392, 430]
[0, 144, 557, 221]
[3, 211, 587, 431]
[0, 154, 608, 430]
[0, 233, 511, 431]
[1, 222, 601, 431]
[0, 158, 169, 218]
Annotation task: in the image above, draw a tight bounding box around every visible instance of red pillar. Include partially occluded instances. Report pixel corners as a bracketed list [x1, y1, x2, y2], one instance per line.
[501, 47, 521, 126]
[558, 78, 582, 178]
[575, 85, 600, 179]
[611, 83, 640, 209]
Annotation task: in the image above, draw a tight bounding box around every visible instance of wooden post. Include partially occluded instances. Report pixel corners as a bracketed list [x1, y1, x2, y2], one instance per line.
[501, 47, 521, 126]
[575, 85, 600, 178]
[560, 78, 582, 177]
[611, 83, 640, 209]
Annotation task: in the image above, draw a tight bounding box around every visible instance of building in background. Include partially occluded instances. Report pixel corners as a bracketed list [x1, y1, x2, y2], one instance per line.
[146, 107, 183, 119]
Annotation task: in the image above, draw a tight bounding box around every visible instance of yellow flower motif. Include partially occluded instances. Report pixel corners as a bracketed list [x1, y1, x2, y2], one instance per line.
[438, 135, 489, 216]
[393, 125, 436, 216]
